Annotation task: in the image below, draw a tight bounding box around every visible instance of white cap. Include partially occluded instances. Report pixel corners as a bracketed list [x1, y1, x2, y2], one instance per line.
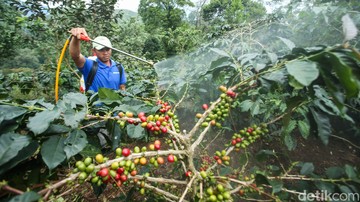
[92, 36, 112, 50]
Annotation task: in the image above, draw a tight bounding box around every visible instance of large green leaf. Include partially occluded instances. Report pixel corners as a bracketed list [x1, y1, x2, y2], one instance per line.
[239, 100, 253, 112]
[300, 162, 314, 175]
[44, 124, 71, 134]
[41, 136, 66, 170]
[62, 92, 87, 108]
[64, 130, 88, 159]
[326, 167, 345, 179]
[313, 85, 353, 122]
[210, 48, 231, 58]
[298, 120, 310, 139]
[284, 133, 296, 151]
[127, 124, 146, 139]
[286, 60, 319, 86]
[98, 88, 122, 101]
[327, 52, 359, 98]
[310, 108, 331, 145]
[256, 150, 276, 162]
[344, 164, 358, 180]
[8, 191, 41, 202]
[0, 105, 27, 123]
[27, 108, 61, 135]
[314, 181, 335, 193]
[106, 120, 122, 150]
[63, 107, 87, 128]
[0, 140, 39, 176]
[277, 37, 295, 50]
[261, 69, 287, 84]
[0, 133, 31, 167]
[269, 179, 283, 194]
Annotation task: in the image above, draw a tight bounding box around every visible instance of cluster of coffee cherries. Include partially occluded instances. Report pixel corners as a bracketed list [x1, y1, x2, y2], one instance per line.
[147, 140, 179, 168]
[230, 123, 269, 151]
[197, 86, 236, 129]
[116, 100, 181, 135]
[199, 171, 233, 201]
[72, 139, 181, 188]
[214, 150, 231, 166]
[237, 174, 260, 197]
[75, 146, 138, 187]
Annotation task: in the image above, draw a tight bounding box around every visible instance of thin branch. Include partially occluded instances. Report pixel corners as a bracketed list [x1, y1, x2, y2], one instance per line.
[172, 82, 189, 112]
[179, 175, 197, 202]
[38, 173, 80, 195]
[101, 150, 187, 169]
[144, 183, 188, 202]
[331, 134, 360, 149]
[187, 98, 221, 138]
[131, 176, 187, 185]
[1, 185, 24, 195]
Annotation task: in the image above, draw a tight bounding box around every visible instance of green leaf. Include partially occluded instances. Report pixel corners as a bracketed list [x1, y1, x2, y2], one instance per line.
[284, 133, 296, 151]
[98, 88, 122, 102]
[80, 137, 102, 158]
[313, 85, 353, 122]
[106, 120, 122, 150]
[269, 180, 283, 194]
[219, 167, 232, 176]
[62, 92, 87, 108]
[326, 167, 345, 179]
[300, 162, 314, 175]
[261, 69, 287, 84]
[0, 105, 27, 123]
[238, 53, 259, 66]
[298, 120, 310, 139]
[284, 120, 297, 134]
[44, 124, 71, 134]
[314, 181, 335, 193]
[255, 150, 276, 162]
[41, 136, 66, 170]
[0, 133, 31, 166]
[286, 60, 319, 86]
[310, 108, 331, 145]
[338, 185, 353, 195]
[63, 107, 87, 128]
[8, 191, 41, 202]
[127, 124, 146, 139]
[239, 100, 253, 112]
[0, 140, 39, 175]
[344, 164, 358, 179]
[255, 172, 269, 185]
[250, 99, 263, 116]
[64, 130, 88, 159]
[277, 37, 295, 50]
[210, 48, 230, 57]
[288, 76, 304, 89]
[328, 52, 359, 98]
[27, 108, 61, 135]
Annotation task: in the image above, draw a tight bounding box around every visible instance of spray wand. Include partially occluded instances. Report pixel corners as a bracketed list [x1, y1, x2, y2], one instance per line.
[79, 34, 154, 66]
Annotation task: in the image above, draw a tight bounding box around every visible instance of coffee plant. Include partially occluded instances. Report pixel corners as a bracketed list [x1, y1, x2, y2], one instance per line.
[1, 39, 359, 201]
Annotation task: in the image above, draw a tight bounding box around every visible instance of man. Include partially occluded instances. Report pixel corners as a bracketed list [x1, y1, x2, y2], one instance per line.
[69, 28, 126, 92]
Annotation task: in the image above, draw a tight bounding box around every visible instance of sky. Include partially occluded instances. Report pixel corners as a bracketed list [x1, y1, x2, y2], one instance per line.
[115, 0, 141, 12]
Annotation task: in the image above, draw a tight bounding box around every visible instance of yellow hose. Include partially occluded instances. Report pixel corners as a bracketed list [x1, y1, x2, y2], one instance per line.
[55, 36, 72, 102]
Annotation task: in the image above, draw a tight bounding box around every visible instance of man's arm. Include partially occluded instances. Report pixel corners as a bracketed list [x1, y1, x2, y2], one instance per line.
[69, 28, 88, 68]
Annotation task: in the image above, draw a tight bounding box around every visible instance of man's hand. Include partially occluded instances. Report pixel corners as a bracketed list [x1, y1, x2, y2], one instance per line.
[70, 28, 89, 40]
[69, 27, 87, 68]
